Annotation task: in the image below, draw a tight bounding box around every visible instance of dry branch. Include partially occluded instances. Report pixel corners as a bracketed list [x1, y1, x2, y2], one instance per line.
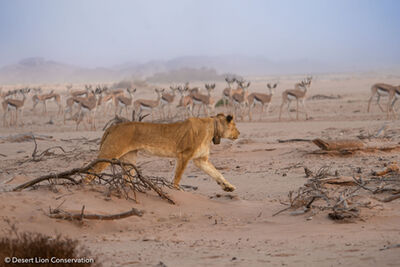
[373, 162, 400, 176]
[276, 161, 400, 221]
[103, 110, 150, 131]
[103, 115, 130, 130]
[31, 134, 66, 162]
[0, 133, 53, 143]
[380, 193, 400, 203]
[380, 244, 400, 251]
[12, 158, 175, 205]
[312, 138, 364, 151]
[318, 176, 356, 186]
[310, 94, 341, 100]
[278, 138, 311, 143]
[310, 138, 400, 156]
[49, 206, 143, 220]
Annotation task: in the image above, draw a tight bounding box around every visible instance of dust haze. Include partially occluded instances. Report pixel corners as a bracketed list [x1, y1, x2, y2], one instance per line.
[1, 1, 400, 267]
[0, 0, 399, 83]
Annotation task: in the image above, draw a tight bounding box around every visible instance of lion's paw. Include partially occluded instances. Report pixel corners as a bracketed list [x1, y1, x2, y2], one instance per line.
[222, 183, 236, 192]
[173, 184, 183, 191]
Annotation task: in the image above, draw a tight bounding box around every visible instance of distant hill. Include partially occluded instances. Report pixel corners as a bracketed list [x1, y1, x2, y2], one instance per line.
[118, 55, 329, 77]
[1, 55, 386, 84]
[0, 57, 121, 84]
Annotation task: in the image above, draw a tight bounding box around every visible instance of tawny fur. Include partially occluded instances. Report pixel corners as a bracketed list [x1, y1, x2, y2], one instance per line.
[86, 114, 240, 191]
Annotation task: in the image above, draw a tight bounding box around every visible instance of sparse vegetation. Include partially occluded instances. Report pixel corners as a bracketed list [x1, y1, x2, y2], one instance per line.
[215, 98, 229, 108]
[0, 220, 98, 266]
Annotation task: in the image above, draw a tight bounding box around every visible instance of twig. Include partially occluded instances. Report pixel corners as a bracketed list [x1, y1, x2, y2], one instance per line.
[310, 94, 341, 100]
[380, 244, 400, 251]
[272, 206, 291, 217]
[49, 207, 143, 220]
[0, 132, 53, 143]
[14, 176, 78, 191]
[55, 199, 66, 210]
[55, 193, 74, 200]
[278, 139, 311, 143]
[380, 193, 400, 203]
[351, 176, 375, 193]
[103, 111, 150, 131]
[13, 159, 123, 191]
[80, 205, 85, 220]
[333, 187, 362, 209]
[31, 134, 38, 158]
[129, 163, 175, 204]
[30, 134, 67, 162]
[103, 115, 130, 131]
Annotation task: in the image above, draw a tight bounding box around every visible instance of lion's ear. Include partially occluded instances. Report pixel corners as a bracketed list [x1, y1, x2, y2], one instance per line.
[226, 115, 233, 123]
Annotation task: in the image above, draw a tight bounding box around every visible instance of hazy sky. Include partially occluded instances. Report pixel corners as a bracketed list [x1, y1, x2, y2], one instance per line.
[0, 0, 399, 69]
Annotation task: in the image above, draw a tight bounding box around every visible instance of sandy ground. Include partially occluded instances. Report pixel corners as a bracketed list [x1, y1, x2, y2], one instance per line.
[1, 73, 400, 266]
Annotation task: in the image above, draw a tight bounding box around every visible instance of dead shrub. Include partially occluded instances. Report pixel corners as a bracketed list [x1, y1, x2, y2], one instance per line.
[0, 220, 99, 266]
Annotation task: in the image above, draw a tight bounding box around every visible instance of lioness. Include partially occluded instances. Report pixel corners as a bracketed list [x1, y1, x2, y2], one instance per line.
[86, 113, 240, 191]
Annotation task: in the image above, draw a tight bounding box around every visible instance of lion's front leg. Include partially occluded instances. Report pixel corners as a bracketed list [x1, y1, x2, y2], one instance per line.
[193, 157, 236, 192]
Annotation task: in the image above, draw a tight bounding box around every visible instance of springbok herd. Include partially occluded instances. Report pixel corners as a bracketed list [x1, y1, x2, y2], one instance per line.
[1, 77, 400, 130]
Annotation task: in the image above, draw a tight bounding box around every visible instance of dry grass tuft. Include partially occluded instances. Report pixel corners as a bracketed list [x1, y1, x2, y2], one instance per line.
[0, 219, 99, 266]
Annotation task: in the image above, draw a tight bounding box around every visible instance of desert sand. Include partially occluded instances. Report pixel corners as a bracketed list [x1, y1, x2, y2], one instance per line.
[1, 72, 400, 267]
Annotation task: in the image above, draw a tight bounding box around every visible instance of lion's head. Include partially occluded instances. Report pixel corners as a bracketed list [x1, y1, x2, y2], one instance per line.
[213, 113, 240, 144]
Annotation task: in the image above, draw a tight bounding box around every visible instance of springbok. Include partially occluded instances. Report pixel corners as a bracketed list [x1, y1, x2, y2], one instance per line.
[159, 86, 178, 119]
[2, 88, 30, 127]
[222, 77, 237, 109]
[231, 80, 250, 121]
[247, 82, 277, 121]
[367, 83, 398, 114]
[64, 85, 92, 117]
[191, 84, 215, 117]
[184, 82, 200, 96]
[0, 87, 9, 99]
[115, 88, 136, 115]
[279, 77, 312, 120]
[64, 96, 83, 124]
[32, 89, 62, 115]
[176, 85, 193, 119]
[97, 87, 124, 115]
[75, 88, 101, 131]
[133, 89, 164, 121]
[386, 86, 400, 119]
[1, 89, 18, 100]
[68, 84, 91, 98]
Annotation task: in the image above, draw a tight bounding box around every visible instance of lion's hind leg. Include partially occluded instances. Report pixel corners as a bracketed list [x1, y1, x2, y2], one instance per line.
[172, 153, 192, 190]
[120, 150, 138, 184]
[193, 157, 236, 192]
[85, 147, 132, 184]
[85, 160, 110, 184]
